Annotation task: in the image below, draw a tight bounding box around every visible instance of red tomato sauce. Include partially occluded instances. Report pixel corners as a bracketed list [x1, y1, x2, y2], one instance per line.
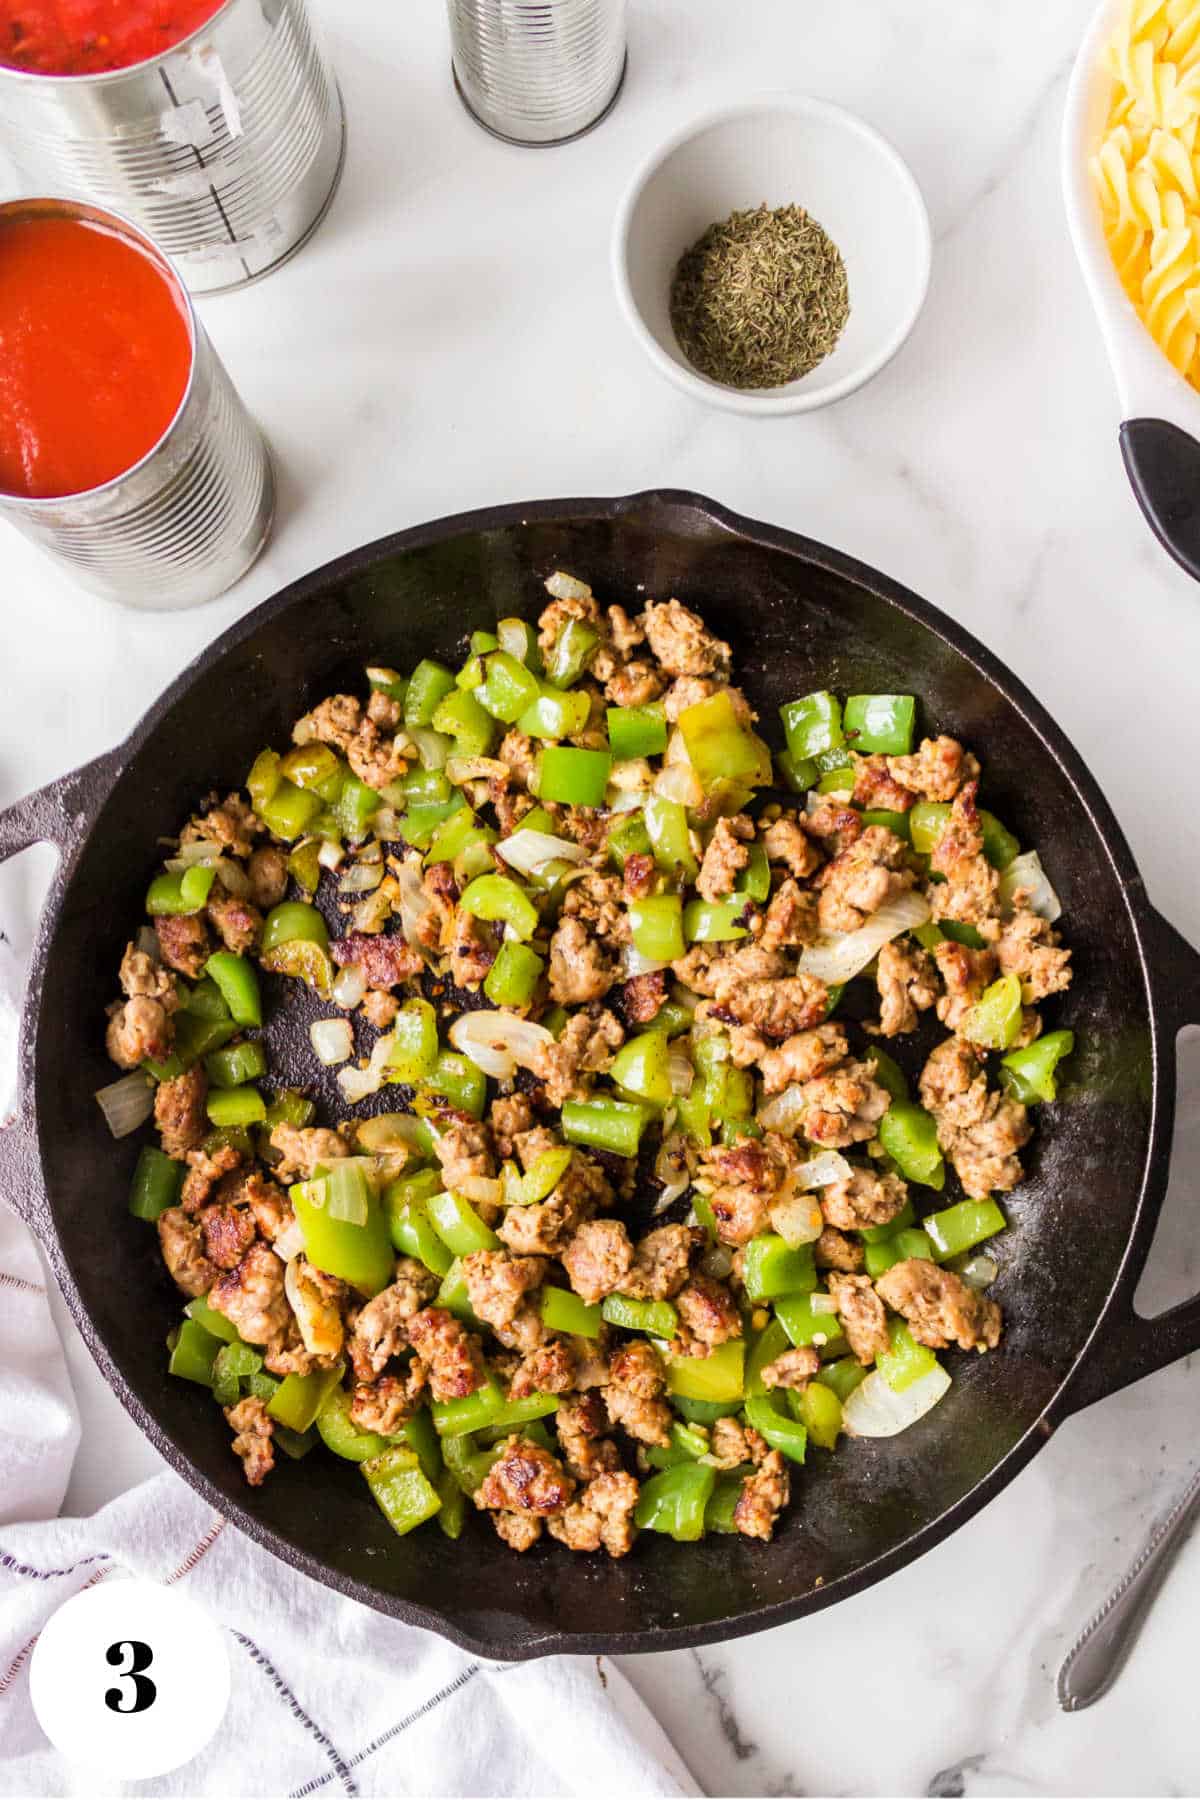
[0, 0, 225, 75]
[0, 214, 193, 499]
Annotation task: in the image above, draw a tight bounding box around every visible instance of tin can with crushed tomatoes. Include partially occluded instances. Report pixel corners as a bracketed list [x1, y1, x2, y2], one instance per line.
[0, 198, 274, 609]
[0, 0, 344, 295]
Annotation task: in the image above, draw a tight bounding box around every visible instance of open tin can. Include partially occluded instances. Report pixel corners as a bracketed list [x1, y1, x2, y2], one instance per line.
[0, 198, 274, 609]
[0, 0, 345, 295]
[447, 0, 627, 146]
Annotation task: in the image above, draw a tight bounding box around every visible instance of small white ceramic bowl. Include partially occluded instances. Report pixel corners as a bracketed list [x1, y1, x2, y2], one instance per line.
[1063, 0, 1200, 579]
[612, 95, 932, 416]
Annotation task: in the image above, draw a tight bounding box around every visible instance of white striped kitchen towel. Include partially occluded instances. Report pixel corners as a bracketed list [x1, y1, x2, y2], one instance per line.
[0, 942, 698, 1799]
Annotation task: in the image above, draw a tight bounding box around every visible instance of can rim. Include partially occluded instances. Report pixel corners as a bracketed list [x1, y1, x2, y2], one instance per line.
[0, 196, 201, 510]
[0, 0, 240, 86]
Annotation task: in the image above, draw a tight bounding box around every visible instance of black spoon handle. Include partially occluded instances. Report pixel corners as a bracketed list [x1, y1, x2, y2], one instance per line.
[1120, 417, 1200, 582]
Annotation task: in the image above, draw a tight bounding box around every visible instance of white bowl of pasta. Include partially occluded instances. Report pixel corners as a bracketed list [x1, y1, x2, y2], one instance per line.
[1064, 0, 1200, 579]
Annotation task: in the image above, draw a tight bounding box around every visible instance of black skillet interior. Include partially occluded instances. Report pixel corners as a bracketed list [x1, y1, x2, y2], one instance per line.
[33, 492, 1155, 1655]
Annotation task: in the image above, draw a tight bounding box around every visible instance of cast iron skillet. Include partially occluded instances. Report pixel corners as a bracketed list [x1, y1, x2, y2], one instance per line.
[2, 490, 1199, 1660]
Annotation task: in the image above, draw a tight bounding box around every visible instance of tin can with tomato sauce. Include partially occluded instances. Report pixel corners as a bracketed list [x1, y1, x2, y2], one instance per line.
[0, 198, 274, 609]
[0, 0, 344, 295]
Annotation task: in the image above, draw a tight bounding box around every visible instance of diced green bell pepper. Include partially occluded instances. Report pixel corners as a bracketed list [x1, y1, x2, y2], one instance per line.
[876, 1319, 940, 1393]
[704, 1466, 754, 1533]
[211, 1340, 263, 1408]
[128, 1145, 184, 1221]
[608, 810, 653, 871]
[860, 809, 912, 840]
[422, 1049, 488, 1119]
[267, 1363, 344, 1434]
[426, 1190, 501, 1257]
[608, 703, 667, 760]
[517, 686, 592, 741]
[261, 901, 329, 956]
[858, 1199, 916, 1244]
[644, 1419, 711, 1470]
[923, 1197, 1006, 1262]
[168, 1318, 222, 1387]
[868, 1047, 909, 1102]
[292, 1177, 394, 1296]
[863, 1226, 935, 1279]
[796, 1380, 842, 1449]
[383, 1180, 454, 1278]
[362, 1446, 443, 1538]
[674, 1395, 742, 1424]
[741, 1235, 817, 1302]
[180, 975, 231, 1021]
[146, 865, 216, 916]
[335, 773, 380, 841]
[627, 892, 685, 963]
[435, 1467, 469, 1538]
[262, 1088, 316, 1132]
[562, 1097, 649, 1158]
[405, 660, 457, 729]
[279, 743, 346, 803]
[497, 618, 542, 672]
[184, 1295, 242, 1344]
[780, 690, 844, 763]
[484, 940, 544, 1008]
[601, 1293, 678, 1339]
[744, 1392, 808, 1464]
[544, 617, 598, 688]
[431, 1381, 559, 1437]
[1000, 1030, 1074, 1104]
[366, 665, 409, 704]
[663, 1339, 745, 1402]
[539, 1284, 603, 1338]
[734, 840, 771, 903]
[400, 1406, 443, 1483]
[843, 694, 915, 756]
[204, 1038, 268, 1089]
[458, 872, 539, 940]
[386, 998, 440, 1083]
[503, 1146, 573, 1206]
[247, 748, 281, 810]
[538, 745, 612, 808]
[817, 765, 855, 794]
[203, 950, 263, 1028]
[677, 690, 772, 791]
[259, 778, 323, 841]
[776, 749, 817, 793]
[775, 1291, 845, 1350]
[745, 1316, 790, 1396]
[816, 1357, 867, 1402]
[206, 1085, 265, 1127]
[877, 1101, 945, 1189]
[286, 839, 321, 896]
[432, 687, 497, 758]
[610, 1028, 672, 1108]
[634, 1462, 716, 1541]
[682, 897, 751, 943]
[478, 651, 542, 724]
[399, 795, 468, 850]
[643, 794, 698, 880]
[962, 974, 1023, 1050]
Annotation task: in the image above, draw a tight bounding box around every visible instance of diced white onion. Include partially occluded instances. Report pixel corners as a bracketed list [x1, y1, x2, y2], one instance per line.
[211, 856, 251, 900]
[310, 1019, 353, 1066]
[768, 1191, 824, 1247]
[371, 807, 401, 842]
[171, 839, 218, 869]
[446, 756, 508, 785]
[756, 1085, 806, 1136]
[448, 1008, 554, 1081]
[456, 1174, 502, 1205]
[958, 1252, 999, 1290]
[496, 828, 586, 878]
[135, 926, 160, 960]
[653, 1131, 693, 1210]
[544, 570, 592, 601]
[318, 839, 345, 871]
[797, 1150, 853, 1189]
[700, 1244, 734, 1280]
[395, 856, 435, 951]
[810, 1293, 839, 1315]
[410, 726, 451, 771]
[351, 883, 395, 934]
[653, 761, 703, 809]
[621, 942, 668, 979]
[842, 1364, 952, 1437]
[668, 1047, 694, 1096]
[998, 851, 1062, 924]
[338, 861, 384, 895]
[498, 619, 531, 661]
[799, 890, 932, 985]
[273, 1216, 305, 1261]
[356, 1112, 430, 1152]
[331, 964, 367, 1010]
[607, 785, 649, 814]
[337, 1064, 384, 1104]
[95, 1071, 156, 1139]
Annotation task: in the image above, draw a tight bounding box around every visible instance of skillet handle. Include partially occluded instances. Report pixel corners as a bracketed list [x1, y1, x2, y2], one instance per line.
[1119, 418, 1200, 582]
[0, 751, 121, 1245]
[1056, 905, 1200, 1414]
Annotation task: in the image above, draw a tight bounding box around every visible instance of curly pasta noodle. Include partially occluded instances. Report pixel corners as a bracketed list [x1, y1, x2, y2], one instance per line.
[1094, 0, 1200, 379]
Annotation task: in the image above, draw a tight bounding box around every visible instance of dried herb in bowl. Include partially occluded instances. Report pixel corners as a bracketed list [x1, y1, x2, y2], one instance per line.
[669, 203, 850, 390]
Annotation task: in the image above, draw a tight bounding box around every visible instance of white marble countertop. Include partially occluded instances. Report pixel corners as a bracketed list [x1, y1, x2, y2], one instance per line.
[3, 0, 1200, 1792]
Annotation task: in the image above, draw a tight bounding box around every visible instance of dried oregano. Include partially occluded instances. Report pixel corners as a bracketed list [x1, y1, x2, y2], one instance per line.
[669, 203, 850, 390]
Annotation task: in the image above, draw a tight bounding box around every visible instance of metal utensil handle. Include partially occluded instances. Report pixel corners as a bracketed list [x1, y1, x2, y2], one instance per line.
[1058, 1465, 1200, 1710]
[0, 751, 121, 1238]
[1055, 904, 1200, 1412]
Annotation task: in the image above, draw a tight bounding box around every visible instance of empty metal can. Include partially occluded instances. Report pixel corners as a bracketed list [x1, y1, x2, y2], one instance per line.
[0, 199, 274, 611]
[0, 0, 344, 295]
[447, 0, 627, 146]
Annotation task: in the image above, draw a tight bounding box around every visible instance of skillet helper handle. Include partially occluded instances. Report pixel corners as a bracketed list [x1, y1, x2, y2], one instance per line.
[1058, 905, 1200, 1413]
[1119, 418, 1200, 582]
[0, 750, 121, 1238]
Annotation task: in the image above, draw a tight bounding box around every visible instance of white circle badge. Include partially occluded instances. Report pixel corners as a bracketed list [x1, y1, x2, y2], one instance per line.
[30, 1576, 231, 1780]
